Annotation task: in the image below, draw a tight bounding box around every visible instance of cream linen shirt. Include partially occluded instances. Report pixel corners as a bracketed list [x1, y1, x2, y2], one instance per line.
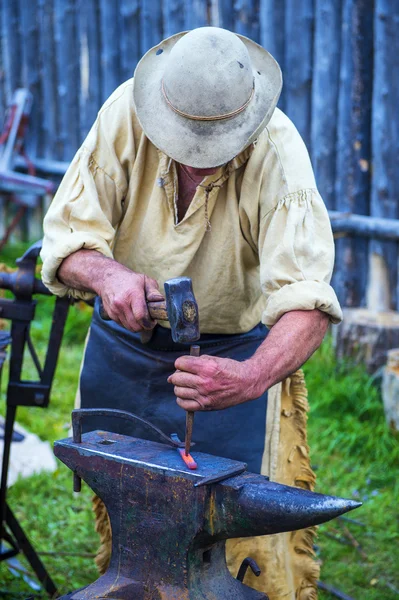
[41, 79, 342, 333]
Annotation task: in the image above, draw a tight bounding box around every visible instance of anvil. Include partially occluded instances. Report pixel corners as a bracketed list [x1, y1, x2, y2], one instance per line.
[54, 420, 360, 600]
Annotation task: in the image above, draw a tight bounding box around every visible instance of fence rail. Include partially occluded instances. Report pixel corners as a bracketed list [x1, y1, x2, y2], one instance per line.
[0, 0, 398, 311]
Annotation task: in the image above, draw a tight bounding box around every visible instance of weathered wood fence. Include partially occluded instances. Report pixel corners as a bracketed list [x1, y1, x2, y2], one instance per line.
[0, 0, 398, 311]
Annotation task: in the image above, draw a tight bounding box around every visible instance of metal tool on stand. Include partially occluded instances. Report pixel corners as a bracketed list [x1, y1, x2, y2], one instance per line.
[55, 408, 361, 600]
[0, 240, 70, 597]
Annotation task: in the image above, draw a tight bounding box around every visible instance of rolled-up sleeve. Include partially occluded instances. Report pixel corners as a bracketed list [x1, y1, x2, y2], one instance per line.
[259, 188, 343, 327]
[41, 123, 127, 300]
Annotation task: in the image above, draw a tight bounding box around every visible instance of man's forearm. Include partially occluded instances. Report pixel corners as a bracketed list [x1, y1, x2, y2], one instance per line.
[57, 249, 128, 295]
[247, 309, 329, 396]
[170, 308, 330, 412]
[57, 249, 164, 332]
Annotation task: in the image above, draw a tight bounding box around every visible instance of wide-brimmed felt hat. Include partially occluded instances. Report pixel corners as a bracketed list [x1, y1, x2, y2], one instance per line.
[133, 27, 282, 168]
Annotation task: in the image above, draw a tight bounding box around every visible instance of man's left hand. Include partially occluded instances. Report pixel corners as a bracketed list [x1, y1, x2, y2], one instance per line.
[167, 355, 263, 412]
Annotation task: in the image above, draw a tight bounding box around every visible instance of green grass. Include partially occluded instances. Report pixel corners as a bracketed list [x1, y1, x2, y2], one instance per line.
[0, 244, 398, 599]
[304, 341, 399, 600]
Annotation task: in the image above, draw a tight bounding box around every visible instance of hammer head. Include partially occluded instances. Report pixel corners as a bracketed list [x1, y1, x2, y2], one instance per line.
[164, 277, 200, 344]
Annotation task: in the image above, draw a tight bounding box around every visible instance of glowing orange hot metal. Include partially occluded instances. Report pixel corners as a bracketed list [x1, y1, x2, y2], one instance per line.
[177, 446, 197, 470]
[171, 433, 197, 470]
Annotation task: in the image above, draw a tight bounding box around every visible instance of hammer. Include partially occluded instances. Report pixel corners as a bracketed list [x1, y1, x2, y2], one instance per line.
[99, 276, 200, 455]
[99, 276, 199, 344]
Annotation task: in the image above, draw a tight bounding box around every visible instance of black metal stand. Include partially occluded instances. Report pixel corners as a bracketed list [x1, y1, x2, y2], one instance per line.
[0, 241, 70, 598]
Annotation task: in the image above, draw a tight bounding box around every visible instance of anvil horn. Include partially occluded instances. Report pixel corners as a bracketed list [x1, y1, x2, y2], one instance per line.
[204, 474, 362, 542]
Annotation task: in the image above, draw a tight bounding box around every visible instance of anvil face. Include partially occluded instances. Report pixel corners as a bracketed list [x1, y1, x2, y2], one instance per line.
[56, 429, 246, 484]
[54, 431, 360, 600]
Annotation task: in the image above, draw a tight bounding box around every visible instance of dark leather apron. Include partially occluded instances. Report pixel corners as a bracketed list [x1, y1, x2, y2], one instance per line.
[79, 300, 268, 473]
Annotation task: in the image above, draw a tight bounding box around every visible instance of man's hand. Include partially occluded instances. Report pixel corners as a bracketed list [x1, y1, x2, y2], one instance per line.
[167, 355, 261, 412]
[57, 249, 164, 332]
[100, 269, 164, 332]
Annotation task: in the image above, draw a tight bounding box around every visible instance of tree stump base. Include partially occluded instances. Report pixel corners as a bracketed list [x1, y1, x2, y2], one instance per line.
[382, 349, 399, 432]
[333, 308, 399, 374]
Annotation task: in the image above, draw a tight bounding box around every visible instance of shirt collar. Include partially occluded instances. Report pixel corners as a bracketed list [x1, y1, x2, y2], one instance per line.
[156, 142, 255, 183]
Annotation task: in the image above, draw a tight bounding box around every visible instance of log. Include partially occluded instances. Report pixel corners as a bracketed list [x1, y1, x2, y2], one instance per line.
[19, 0, 40, 157]
[38, 0, 58, 159]
[1, 0, 22, 101]
[311, 0, 342, 210]
[369, 0, 399, 311]
[234, 0, 259, 44]
[329, 211, 399, 241]
[184, 0, 208, 29]
[0, 20, 4, 239]
[333, 308, 399, 374]
[334, 0, 373, 308]
[77, 0, 102, 142]
[19, 0, 40, 240]
[209, 0, 220, 27]
[382, 349, 399, 431]
[218, 0, 234, 30]
[15, 156, 69, 177]
[120, 0, 140, 80]
[259, 0, 286, 110]
[99, 0, 121, 102]
[284, 0, 313, 150]
[140, 0, 163, 55]
[163, 0, 185, 38]
[54, 0, 80, 160]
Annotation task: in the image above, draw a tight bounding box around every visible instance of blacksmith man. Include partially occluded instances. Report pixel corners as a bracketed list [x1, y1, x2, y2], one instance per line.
[41, 27, 342, 599]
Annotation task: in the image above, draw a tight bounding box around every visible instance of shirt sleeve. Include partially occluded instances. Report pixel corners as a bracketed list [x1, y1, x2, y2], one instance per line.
[259, 188, 343, 328]
[40, 119, 128, 300]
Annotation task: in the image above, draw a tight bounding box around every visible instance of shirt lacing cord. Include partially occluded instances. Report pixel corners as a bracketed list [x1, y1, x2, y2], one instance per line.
[183, 161, 233, 232]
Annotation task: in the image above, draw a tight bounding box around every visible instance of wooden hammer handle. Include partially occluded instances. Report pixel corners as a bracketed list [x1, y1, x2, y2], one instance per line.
[99, 299, 168, 322]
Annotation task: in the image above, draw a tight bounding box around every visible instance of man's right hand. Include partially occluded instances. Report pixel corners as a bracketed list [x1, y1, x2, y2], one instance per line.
[99, 268, 164, 332]
[57, 250, 164, 333]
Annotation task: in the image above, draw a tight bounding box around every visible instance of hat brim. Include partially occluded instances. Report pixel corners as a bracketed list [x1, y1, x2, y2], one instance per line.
[133, 31, 282, 168]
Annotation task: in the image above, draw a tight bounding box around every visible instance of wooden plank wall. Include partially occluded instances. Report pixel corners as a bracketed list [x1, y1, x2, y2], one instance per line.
[0, 0, 398, 311]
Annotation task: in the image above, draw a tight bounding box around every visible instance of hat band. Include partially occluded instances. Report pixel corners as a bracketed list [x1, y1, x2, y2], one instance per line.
[161, 79, 255, 121]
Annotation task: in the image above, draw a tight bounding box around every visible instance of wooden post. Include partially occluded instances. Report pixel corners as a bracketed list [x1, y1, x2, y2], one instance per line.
[163, 0, 185, 38]
[184, 0, 208, 29]
[1, 0, 22, 102]
[218, 0, 234, 30]
[0, 13, 5, 239]
[77, 0, 102, 143]
[19, 0, 40, 156]
[209, 0, 220, 27]
[382, 349, 399, 431]
[140, 0, 163, 55]
[259, 0, 286, 111]
[19, 0, 40, 240]
[334, 0, 373, 308]
[311, 0, 342, 210]
[234, 0, 259, 44]
[369, 0, 399, 312]
[284, 0, 314, 151]
[54, 0, 80, 160]
[0, 16, 4, 127]
[120, 0, 140, 80]
[99, 0, 121, 102]
[38, 0, 58, 159]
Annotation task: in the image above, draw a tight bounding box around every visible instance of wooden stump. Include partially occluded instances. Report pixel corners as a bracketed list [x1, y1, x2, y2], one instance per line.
[382, 349, 399, 432]
[333, 308, 399, 374]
